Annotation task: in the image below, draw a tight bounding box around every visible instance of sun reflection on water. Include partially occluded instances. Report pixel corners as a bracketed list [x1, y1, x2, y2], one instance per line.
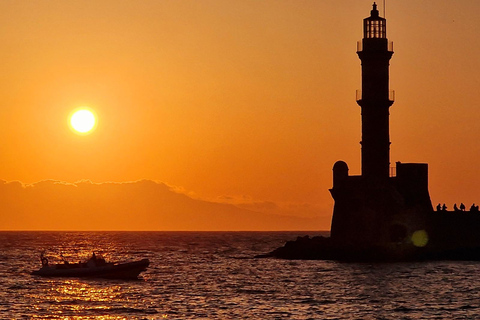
[28, 279, 159, 319]
[54, 280, 122, 302]
[30, 316, 133, 320]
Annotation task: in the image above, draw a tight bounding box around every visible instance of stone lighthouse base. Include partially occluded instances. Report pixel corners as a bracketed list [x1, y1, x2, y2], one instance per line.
[257, 161, 480, 262]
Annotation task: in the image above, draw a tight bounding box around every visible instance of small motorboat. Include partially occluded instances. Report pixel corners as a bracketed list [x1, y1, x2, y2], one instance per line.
[31, 252, 150, 280]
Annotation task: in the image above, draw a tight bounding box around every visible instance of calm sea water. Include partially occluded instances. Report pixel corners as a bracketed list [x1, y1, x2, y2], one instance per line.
[1, 231, 480, 319]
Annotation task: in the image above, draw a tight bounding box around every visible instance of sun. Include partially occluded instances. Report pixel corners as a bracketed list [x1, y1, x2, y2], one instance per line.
[70, 109, 96, 134]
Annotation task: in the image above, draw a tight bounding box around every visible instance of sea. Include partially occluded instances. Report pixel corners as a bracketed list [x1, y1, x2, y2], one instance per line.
[1, 231, 480, 320]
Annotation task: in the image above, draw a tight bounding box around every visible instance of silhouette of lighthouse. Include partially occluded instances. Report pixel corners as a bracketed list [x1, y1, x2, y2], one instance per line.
[330, 3, 432, 247]
[268, 3, 480, 261]
[357, 2, 394, 180]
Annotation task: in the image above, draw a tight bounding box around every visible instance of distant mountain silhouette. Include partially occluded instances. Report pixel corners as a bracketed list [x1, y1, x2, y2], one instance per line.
[0, 179, 321, 231]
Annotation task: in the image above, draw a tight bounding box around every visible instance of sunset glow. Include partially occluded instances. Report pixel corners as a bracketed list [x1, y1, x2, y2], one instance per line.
[1, 1, 480, 231]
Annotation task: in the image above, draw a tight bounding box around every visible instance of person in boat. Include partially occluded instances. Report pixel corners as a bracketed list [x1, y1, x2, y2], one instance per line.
[96, 254, 106, 266]
[86, 252, 97, 267]
[87, 252, 107, 267]
[40, 252, 49, 267]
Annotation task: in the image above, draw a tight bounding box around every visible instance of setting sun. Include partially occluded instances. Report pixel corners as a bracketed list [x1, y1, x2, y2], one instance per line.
[70, 109, 96, 134]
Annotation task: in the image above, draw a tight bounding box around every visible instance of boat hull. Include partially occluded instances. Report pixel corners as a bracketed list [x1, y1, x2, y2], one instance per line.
[32, 259, 150, 280]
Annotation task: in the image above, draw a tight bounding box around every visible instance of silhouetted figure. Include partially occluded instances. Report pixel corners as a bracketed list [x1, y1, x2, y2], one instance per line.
[454, 203, 460, 212]
[460, 203, 466, 211]
[471, 204, 479, 212]
[442, 204, 447, 211]
[87, 252, 97, 267]
[436, 203, 442, 211]
[40, 252, 48, 267]
[86, 252, 107, 267]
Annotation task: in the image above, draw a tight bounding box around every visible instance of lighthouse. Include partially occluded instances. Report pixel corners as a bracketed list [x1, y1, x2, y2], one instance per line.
[357, 2, 394, 181]
[266, 3, 480, 261]
[329, 3, 432, 247]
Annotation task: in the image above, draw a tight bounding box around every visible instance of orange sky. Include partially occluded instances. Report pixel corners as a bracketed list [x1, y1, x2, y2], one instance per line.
[1, 1, 480, 230]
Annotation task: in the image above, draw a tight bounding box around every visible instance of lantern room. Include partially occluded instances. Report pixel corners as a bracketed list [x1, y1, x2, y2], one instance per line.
[364, 3, 386, 39]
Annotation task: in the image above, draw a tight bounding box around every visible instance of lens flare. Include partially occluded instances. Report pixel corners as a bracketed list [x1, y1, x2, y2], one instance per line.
[411, 230, 429, 247]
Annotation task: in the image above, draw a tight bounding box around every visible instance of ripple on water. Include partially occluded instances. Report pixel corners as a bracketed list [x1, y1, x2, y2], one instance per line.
[2, 231, 480, 319]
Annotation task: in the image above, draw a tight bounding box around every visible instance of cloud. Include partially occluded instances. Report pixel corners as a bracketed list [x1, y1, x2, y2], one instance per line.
[214, 194, 331, 218]
[0, 179, 325, 231]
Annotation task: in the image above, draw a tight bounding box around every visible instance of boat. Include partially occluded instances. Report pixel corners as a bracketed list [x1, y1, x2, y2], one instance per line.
[31, 252, 150, 279]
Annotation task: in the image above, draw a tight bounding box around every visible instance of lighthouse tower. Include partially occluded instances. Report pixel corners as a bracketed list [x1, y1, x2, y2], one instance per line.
[329, 3, 433, 247]
[357, 2, 394, 181]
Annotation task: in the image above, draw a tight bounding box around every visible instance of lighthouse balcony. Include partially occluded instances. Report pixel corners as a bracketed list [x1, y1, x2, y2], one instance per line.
[356, 90, 395, 105]
[356, 40, 393, 53]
